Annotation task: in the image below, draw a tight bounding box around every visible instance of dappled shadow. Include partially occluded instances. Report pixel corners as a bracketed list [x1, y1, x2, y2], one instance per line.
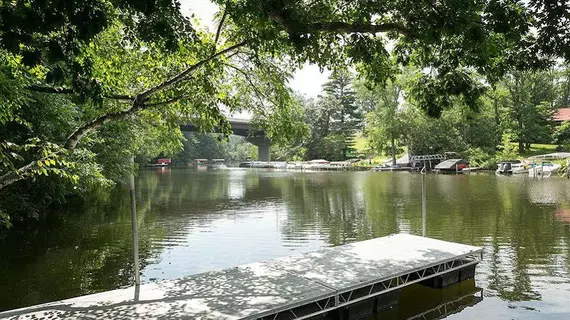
[0, 234, 480, 320]
[269, 233, 480, 289]
[1, 264, 332, 319]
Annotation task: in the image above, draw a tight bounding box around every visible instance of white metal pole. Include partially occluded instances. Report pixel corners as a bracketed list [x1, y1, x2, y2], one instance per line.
[128, 157, 141, 286]
[421, 166, 427, 237]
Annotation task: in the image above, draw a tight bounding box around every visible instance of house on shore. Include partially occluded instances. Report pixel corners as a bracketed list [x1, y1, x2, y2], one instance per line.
[554, 107, 570, 123]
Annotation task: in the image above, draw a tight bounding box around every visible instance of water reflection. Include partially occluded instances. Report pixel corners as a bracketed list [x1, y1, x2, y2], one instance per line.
[1, 169, 570, 318]
[367, 280, 482, 320]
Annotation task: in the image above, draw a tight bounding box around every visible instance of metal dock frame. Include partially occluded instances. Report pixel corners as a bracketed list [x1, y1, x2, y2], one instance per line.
[255, 250, 483, 320]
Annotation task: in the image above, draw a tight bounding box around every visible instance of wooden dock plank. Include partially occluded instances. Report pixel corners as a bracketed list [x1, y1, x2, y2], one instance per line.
[0, 234, 482, 320]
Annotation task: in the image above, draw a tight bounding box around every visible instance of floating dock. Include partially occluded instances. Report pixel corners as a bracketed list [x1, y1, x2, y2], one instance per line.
[0, 234, 482, 320]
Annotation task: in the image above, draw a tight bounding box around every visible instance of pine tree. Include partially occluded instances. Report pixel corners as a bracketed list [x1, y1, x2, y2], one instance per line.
[321, 70, 362, 159]
[322, 70, 362, 132]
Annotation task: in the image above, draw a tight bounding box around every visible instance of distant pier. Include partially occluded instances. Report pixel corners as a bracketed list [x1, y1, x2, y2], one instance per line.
[0, 234, 482, 320]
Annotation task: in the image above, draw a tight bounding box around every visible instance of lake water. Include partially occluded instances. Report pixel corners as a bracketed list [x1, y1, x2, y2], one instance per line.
[1, 169, 569, 319]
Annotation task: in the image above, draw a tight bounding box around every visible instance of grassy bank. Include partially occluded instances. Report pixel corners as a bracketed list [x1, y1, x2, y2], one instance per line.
[512, 143, 558, 158]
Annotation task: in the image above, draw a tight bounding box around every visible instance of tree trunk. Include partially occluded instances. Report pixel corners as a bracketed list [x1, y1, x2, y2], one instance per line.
[517, 112, 524, 153]
[391, 133, 396, 166]
[494, 95, 501, 145]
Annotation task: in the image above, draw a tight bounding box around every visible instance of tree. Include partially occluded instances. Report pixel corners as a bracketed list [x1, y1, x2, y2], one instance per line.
[403, 105, 468, 156]
[501, 71, 558, 153]
[558, 65, 570, 108]
[322, 70, 361, 131]
[552, 122, 570, 147]
[497, 133, 519, 161]
[302, 96, 346, 161]
[318, 70, 362, 159]
[357, 78, 405, 165]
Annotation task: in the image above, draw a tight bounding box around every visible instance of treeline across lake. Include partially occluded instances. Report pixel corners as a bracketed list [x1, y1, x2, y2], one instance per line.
[270, 67, 570, 169]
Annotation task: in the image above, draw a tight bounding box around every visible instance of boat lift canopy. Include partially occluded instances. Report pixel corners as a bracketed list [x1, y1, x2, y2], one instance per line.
[528, 152, 570, 160]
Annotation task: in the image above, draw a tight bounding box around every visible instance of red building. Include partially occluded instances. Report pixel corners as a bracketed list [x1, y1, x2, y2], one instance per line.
[157, 158, 171, 165]
[554, 108, 570, 123]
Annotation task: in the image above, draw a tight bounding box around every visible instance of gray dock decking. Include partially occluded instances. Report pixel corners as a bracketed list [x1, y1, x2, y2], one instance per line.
[0, 234, 482, 320]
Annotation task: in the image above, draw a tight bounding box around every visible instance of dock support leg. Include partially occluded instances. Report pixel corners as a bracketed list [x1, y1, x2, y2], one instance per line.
[421, 167, 427, 237]
[128, 157, 141, 286]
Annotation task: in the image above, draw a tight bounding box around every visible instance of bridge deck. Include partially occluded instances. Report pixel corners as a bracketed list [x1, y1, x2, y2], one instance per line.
[0, 234, 482, 320]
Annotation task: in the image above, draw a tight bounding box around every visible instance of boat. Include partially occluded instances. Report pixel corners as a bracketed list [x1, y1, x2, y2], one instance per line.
[511, 162, 529, 174]
[286, 162, 303, 169]
[373, 163, 411, 172]
[462, 167, 481, 173]
[238, 161, 254, 168]
[374, 154, 414, 172]
[495, 160, 522, 174]
[303, 159, 330, 170]
[210, 159, 227, 169]
[528, 161, 561, 177]
[434, 159, 468, 174]
[329, 161, 351, 170]
[272, 162, 287, 169]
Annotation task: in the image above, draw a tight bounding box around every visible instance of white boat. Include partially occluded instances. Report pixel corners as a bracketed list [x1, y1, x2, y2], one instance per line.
[511, 163, 529, 174]
[285, 162, 301, 169]
[528, 162, 561, 177]
[303, 159, 330, 169]
[495, 160, 521, 174]
[272, 162, 287, 169]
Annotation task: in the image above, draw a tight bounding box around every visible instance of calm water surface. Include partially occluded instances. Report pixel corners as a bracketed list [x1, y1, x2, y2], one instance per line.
[1, 169, 570, 319]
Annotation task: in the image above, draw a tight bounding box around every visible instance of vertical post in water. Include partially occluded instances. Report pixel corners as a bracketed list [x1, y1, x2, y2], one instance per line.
[421, 166, 427, 237]
[128, 156, 141, 286]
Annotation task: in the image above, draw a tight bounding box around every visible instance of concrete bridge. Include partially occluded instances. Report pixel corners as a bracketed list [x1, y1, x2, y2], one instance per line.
[179, 118, 271, 161]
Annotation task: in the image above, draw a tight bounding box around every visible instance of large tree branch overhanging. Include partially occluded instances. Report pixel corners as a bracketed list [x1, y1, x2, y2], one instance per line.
[63, 102, 143, 150]
[213, 6, 228, 53]
[138, 41, 248, 100]
[65, 41, 248, 151]
[262, 5, 411, 37]
[0, 162, 35, 190]
[0, 42, 249, 191]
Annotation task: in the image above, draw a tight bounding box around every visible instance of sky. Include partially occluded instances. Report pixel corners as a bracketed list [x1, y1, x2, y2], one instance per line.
[180, 0, 329, 98]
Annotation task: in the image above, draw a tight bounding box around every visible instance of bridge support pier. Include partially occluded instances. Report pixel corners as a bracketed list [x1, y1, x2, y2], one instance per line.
[247, 137, 271, 162]
[258, 142, 271, 162]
